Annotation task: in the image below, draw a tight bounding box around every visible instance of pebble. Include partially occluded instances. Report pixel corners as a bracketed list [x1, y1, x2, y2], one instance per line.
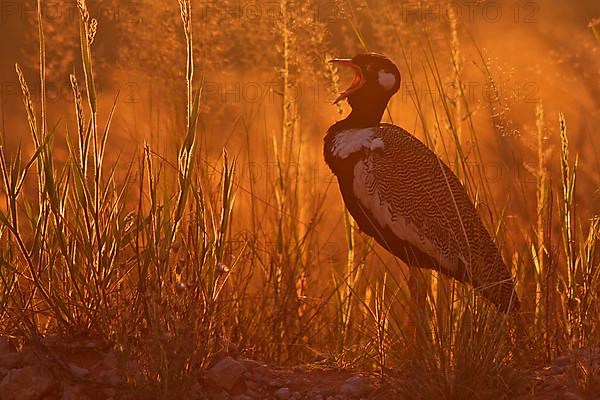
[563, 393, 582, 400]
[245, 389, 261, 398]
[0, 338, 15, 353]
[555, 355, 571, 367]
[547, 365, 565, 375]
[68, 363, 90, 378]
[233, 395, 253, 400]
[211, 391, 232, 400]
[0, 365, 55, 400]
[19, 348, 39, 366]
[102, 388, 117, 399]
[240, 359, 265, 370]
[208, 356, 247, 391]
[61, 384, 90, 400]
[0, 352, 22, 369]
[269, 377, 291, 387]
[245, 379, 260, 391]
[99, 369, 123, 386]
[339, 376, 373, 398]
[274, 387, 291, 399]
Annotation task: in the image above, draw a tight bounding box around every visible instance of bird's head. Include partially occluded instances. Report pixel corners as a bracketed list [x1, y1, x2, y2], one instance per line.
[330, 53, 401, 107]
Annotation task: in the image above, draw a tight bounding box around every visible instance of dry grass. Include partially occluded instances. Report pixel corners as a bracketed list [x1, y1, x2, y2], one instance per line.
[0, 0, 599, 398]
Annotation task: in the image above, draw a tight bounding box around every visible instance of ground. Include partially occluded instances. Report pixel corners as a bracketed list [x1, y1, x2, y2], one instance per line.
[0, 337, 598, 400]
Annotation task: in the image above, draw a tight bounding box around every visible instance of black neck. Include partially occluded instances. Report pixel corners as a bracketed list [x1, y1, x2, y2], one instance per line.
[330, 95, 389, 132]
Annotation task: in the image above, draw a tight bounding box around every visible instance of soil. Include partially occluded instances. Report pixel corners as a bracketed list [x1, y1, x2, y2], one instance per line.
[0, 337, 598, 400]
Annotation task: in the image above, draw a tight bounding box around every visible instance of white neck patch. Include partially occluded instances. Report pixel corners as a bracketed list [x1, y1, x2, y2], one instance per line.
[378, 70, 396, 91]
[331, 128, 385, 159]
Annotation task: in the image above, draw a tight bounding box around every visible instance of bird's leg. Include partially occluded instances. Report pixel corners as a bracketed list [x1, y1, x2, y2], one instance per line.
[407, 266, 431, 348]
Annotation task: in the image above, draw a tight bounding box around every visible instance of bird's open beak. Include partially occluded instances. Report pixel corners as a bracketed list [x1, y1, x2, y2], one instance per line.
[329, 58, 365, 104]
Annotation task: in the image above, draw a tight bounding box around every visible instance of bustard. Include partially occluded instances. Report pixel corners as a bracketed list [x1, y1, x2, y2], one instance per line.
[324, 53, 519, 312]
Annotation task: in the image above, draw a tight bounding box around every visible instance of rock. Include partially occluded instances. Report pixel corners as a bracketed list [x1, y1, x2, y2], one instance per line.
[68, 363, 90, 378]
[247, 367, 270, 384]
[274, 387, 291, 399]
[189, 381, 205, 400]
[548, 365, 565, 375]
[555, 355, 570, 367]
[244, 379, 260, 391]
[339, 376, 373, 398]
[269, 377, 289, 387]
[0, 338, 15, 353]
[244, 389, 261, 398]
[19, 348, 39, 366]
[102, 388, 117, 399]
[539, 379, 565, 392]
[99, 369, 123, 386]
[210, 391, 232, 400]
[61, 384, 90, 400]
[208, 356, 247, 391]
[93, 351, 122, 385]
[95, 350, 119, 371]
[315, 385, 337, 397]
[239, 359, 265, 370]
[0, 352, 22, 369]
[563, 393, 582, 400]
[0, 366, 55, 400]
[233, 395, 253, 400]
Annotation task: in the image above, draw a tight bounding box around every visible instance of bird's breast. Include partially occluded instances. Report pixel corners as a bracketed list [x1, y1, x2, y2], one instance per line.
[324, 126, 385, 174]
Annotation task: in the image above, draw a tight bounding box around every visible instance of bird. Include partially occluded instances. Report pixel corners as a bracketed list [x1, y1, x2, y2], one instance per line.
[324, 53, 520, 312]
